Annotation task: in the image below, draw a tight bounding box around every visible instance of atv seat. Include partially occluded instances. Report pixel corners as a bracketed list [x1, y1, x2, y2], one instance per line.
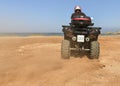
[71, 17, 93, 27]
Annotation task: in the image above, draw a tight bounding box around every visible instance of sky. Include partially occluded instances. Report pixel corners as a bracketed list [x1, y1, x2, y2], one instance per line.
[0, 0, 120, 33]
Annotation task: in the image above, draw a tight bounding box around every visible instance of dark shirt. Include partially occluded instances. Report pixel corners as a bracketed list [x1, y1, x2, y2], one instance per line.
[71, 12, 86, 19]
[71, 12, 92, 27]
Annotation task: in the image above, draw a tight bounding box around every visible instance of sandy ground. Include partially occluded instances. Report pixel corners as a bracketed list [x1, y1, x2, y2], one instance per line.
[0, 36, 120, 86]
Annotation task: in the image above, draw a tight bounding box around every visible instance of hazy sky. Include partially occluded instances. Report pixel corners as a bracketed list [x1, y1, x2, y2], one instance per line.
[0, 0, 120, 33]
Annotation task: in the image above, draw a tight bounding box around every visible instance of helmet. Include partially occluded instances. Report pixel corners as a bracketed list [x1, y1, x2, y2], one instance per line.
[74, 6, 81, 12]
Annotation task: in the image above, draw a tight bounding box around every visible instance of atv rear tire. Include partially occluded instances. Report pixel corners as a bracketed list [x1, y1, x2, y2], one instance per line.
[90, 41, 100, 59]
[61, 40, 70, 59]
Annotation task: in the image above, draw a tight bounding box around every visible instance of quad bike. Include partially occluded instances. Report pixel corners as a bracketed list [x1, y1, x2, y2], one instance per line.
[61, 16, 101, 59]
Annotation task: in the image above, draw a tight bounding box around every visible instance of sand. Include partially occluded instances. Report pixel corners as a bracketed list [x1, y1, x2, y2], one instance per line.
[0, 36, 120, 86]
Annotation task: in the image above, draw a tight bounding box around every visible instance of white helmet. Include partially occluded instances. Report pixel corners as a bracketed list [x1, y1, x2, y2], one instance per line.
[74, 6, 81, 12]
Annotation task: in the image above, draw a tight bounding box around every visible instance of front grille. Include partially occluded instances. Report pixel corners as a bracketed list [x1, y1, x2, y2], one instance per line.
[74, 31, 88, 34]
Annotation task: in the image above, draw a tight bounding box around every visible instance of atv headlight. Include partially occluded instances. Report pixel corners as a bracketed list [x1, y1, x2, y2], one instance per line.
[72, 36, 76, 41]
[86, 37, 90, 42]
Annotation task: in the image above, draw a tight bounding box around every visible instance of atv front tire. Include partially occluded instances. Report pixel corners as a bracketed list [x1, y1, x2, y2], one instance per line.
[61, 40, 70, 59]
[90, 41, 100, 59]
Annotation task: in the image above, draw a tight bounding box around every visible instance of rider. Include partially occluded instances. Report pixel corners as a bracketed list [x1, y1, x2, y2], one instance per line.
[71, 6, 86, 19]
[71, 6, 92, 27]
